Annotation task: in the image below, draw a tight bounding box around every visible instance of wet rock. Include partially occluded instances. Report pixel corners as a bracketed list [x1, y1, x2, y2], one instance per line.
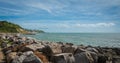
[52, 53, 75, 63]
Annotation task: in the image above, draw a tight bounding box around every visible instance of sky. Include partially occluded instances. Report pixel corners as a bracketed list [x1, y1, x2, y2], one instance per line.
[0, 0, 120, 33]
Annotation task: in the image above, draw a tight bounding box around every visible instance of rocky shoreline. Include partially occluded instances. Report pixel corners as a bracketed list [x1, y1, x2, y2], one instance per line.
[0, 33, 120, 63]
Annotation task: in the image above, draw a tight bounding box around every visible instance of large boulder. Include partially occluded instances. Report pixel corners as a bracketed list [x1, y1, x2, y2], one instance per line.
[52, 53, 75, 63]
[12, 51, 42, 63]
[38, 45, 53, 61]
[20, 43, 44, 52]
[113, 56, 120, 63]
[97, 54, 107, 63]
[48, 42, 62, 54]
[34, 51, 49, 63]
[74, 51, 98, 63]
[74, 48, 86, 54]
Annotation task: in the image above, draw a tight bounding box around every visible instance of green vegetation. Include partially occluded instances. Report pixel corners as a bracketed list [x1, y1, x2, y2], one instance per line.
[0, 21, 44, 33]
[0, 21, 26, 33]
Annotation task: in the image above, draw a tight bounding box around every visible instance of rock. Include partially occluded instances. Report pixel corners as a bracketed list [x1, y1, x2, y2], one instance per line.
[49, 42, 62, 54]
[74, 48, 86, 54]
[38, 45, 53, 61]
[12, 51, 42, 63]
[5, 50, 12, 55]
[86, 47, 99, 53]
[98, 54, 107, 63]
[20, 43, 44, 52]
[52, 53, 75, 63]
[1, 42, 7, 48]
[61, 45, 76, 53]
[0, 49, 6, 63]
[74, 51, 98, 63]
[8, 37, 14, 42]
[6, 52, 17, 63]
[113, 56, 120, 63]
[112, 48, 120, 55]
[2, 47, 12, 55]
[34, 51, 49, 63]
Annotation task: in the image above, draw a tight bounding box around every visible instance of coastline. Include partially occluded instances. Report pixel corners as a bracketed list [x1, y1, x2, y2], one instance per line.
[0, 33, 120, 63]
[23, 33, 120, 48]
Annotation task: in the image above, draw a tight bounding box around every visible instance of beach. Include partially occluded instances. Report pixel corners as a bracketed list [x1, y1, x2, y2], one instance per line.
[0, 33, 120, 63]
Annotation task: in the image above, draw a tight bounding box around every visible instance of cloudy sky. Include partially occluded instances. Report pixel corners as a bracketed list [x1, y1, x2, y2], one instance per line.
[0, 0, 120, 32]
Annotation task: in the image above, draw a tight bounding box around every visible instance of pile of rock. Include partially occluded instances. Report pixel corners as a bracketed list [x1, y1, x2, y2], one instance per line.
[0, 33, 120, 63]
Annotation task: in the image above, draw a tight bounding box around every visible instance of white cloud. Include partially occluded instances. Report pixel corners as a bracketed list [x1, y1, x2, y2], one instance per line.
[75, 23, 115, 28]
[0, 0, 120, 17]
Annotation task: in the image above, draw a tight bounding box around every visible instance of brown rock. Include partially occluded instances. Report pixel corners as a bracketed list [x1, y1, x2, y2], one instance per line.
[6, 52, 17, 63]
[52, 53, 75, 63]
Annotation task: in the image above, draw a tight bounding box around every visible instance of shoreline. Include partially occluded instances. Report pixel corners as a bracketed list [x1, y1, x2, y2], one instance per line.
[23, 33, 120, 48]
[0, 33, 120, 63]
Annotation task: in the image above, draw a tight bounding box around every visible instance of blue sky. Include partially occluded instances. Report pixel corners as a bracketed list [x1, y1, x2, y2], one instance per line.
[0, 0, 120, 32]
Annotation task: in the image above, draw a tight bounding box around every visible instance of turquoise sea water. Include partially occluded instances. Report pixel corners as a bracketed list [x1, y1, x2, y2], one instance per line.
[23, 33, 120, 47]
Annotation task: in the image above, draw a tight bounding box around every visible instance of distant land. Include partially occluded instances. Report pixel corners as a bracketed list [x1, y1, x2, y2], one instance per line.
[0, 21, 45, 34]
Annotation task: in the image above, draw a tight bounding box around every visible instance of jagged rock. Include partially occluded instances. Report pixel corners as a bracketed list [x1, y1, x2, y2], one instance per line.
[52, 53, 75, 63]
[12, 51, 42, 63]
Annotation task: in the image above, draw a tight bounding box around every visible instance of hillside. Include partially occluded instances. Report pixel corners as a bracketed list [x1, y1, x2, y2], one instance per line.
[0, 21, 27, 33]
[0, 21, 44, 33]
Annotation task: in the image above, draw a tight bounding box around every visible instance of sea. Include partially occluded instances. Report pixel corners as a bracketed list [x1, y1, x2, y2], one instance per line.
[23, 33, 120, 48]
